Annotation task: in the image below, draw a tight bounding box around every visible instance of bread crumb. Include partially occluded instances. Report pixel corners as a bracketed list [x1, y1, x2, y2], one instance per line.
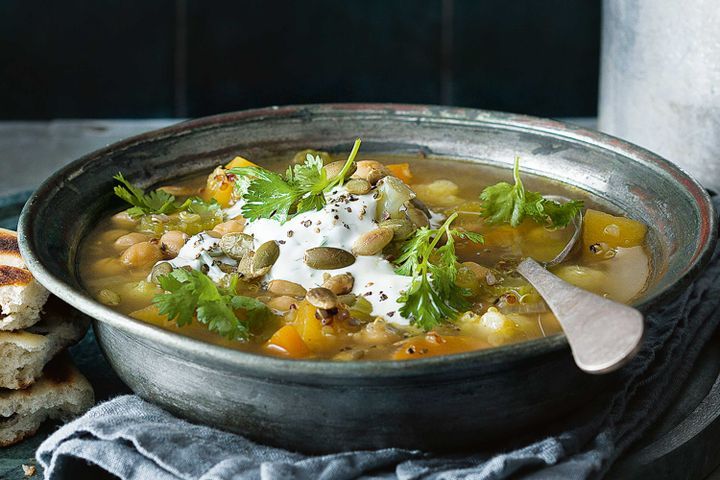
[22, 464, 36, 476]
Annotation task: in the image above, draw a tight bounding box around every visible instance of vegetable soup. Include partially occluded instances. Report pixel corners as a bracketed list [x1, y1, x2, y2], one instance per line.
[79, 140, 650, 360]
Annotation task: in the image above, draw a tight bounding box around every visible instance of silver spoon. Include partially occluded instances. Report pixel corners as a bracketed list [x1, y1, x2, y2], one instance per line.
[515, 197, 644, 374]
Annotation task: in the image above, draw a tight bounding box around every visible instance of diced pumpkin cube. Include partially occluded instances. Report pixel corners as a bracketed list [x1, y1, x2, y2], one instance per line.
[583, 209, 647, 250]
[225, 156, 257, 169]
[392, 332, 487, 360]
[291, 300, 334, 351]
[202, 166, 235, 207]
[386, 163, 413, 184]
[264, 325, 310, 358]
[129, 305, 169, 325]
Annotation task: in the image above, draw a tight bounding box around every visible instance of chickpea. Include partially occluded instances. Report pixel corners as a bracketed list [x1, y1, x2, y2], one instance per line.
[90, 258, 127, 276]
[120, 241, 162, 268]
[213, 219, 245, 235]
[160, 230, 188, 258]
[111, 211, 138, 229]
[97, 228, 130, 244]
[114, 232, 151, 252]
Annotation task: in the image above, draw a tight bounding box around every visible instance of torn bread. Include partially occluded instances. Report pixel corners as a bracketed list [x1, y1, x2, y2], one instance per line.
[0, 229, 49, 331]
[0, 297, 89, 389]
[0, 355, 94, 447]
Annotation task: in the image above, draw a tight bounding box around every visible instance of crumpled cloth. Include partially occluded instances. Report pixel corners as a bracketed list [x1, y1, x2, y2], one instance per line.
[38, 197, 720, 480]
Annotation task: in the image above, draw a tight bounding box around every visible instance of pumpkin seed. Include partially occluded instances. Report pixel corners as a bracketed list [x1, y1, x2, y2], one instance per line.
[337, 294, 358, 306]
[322, 273, 355, 295]
[304, 247, 355, 270]
[379, 218, 416, 241]
[150, 261, 174, 283]
[252, 241, 280, 275]
[352, 227, 394, 256]
[267, 295, 298, 311]
[354, 160, 389, 185]
[404, 203, 430, 228]
[324, 160, 357, 180]
[267, 279, 306, 297]
[236, 252, 258, 278]
[306, 287, 339, 309]
[220, 232, 254, 260]
[344, 178, 371, 195]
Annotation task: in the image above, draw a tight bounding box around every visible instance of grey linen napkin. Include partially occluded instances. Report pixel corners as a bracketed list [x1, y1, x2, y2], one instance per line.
[38, 197, 720, 480]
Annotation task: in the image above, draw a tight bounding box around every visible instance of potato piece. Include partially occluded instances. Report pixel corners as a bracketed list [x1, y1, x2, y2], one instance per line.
[552, 264, 608, 296]
[457, 308, 527, 347]
[412, 180, 462, 207]
[583, 209, 647, 250]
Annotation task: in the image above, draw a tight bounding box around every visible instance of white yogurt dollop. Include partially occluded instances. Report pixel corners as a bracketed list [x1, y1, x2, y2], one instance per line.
[161, 186, 436, 326]
[233, 187, 416, 325]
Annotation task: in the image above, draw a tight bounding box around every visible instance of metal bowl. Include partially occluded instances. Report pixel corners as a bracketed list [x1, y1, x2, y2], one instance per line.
[18, 104, 717, 453]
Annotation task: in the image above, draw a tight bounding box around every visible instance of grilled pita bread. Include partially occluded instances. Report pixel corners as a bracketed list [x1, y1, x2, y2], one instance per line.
[0, 228, 25, 269]
[0, 229, 49, 331]
[0, 355, 94, 447]
[0, 297, 89, 389]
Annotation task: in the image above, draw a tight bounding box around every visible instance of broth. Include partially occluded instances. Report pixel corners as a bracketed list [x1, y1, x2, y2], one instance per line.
[79, 150, 650, 360]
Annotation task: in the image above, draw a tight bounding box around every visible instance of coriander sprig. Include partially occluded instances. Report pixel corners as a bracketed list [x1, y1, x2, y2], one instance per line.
[153, 269, 270, 341]
[479, 158, 584, 228]
[113, 173, 219, 218]
[229, 139, 362, 223]
[395, 213, 484, 330]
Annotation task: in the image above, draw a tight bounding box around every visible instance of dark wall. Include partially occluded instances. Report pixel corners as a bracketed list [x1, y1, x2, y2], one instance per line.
[0, 0, 600, 120]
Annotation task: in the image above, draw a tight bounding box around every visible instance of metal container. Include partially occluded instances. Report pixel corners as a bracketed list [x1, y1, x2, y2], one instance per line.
[18, 105, 717, 453]
[599, 0, 720, 192]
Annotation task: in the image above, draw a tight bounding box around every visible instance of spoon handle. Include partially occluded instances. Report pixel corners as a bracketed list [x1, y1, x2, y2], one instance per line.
[517, 257, 644, 374]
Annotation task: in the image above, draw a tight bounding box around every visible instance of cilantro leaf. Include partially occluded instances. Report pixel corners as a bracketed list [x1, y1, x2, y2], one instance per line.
[113, 173, 219, 219]
[479, 159, 583, 229]
[114, 173, 177, 217]
[394, 213, 484, 330]
[234, 167, 299, 222]
[230, 139, 362, 223]
[152, 269, 270, 341]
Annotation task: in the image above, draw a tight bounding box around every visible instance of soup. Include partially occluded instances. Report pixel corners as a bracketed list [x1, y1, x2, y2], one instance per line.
[79, 141, 650, 360]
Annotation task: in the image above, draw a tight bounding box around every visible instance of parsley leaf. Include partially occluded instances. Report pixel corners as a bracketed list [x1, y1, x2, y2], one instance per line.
[395, 212, 484, 330]
[153, 269, 270, 341]
[230, 139, 362, 223]
[479, 159, 583, 228]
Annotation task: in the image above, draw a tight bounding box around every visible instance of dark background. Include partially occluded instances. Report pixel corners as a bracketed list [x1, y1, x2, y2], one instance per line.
[1, 0, 601, 120]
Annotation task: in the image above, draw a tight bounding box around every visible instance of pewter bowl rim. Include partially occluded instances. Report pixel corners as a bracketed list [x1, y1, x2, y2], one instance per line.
[18, 103, 717, 378]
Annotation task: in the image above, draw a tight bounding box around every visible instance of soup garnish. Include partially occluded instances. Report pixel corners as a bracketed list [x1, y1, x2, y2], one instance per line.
[79, 139, 649, 360]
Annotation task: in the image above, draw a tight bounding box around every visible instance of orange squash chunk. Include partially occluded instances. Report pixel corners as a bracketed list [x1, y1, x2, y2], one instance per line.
[386, 163, 413, 184]
[391, 332, 488, 360]
[264, 325, 311, 358]
[583, 209, 647, 250]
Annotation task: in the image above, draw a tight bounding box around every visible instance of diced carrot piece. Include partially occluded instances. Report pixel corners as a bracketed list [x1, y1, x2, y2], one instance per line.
[264, 325, 311, 358]
[386, 163, 413, 184]
[582, 209, 647, 250]
[225, 156, 257, 169]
